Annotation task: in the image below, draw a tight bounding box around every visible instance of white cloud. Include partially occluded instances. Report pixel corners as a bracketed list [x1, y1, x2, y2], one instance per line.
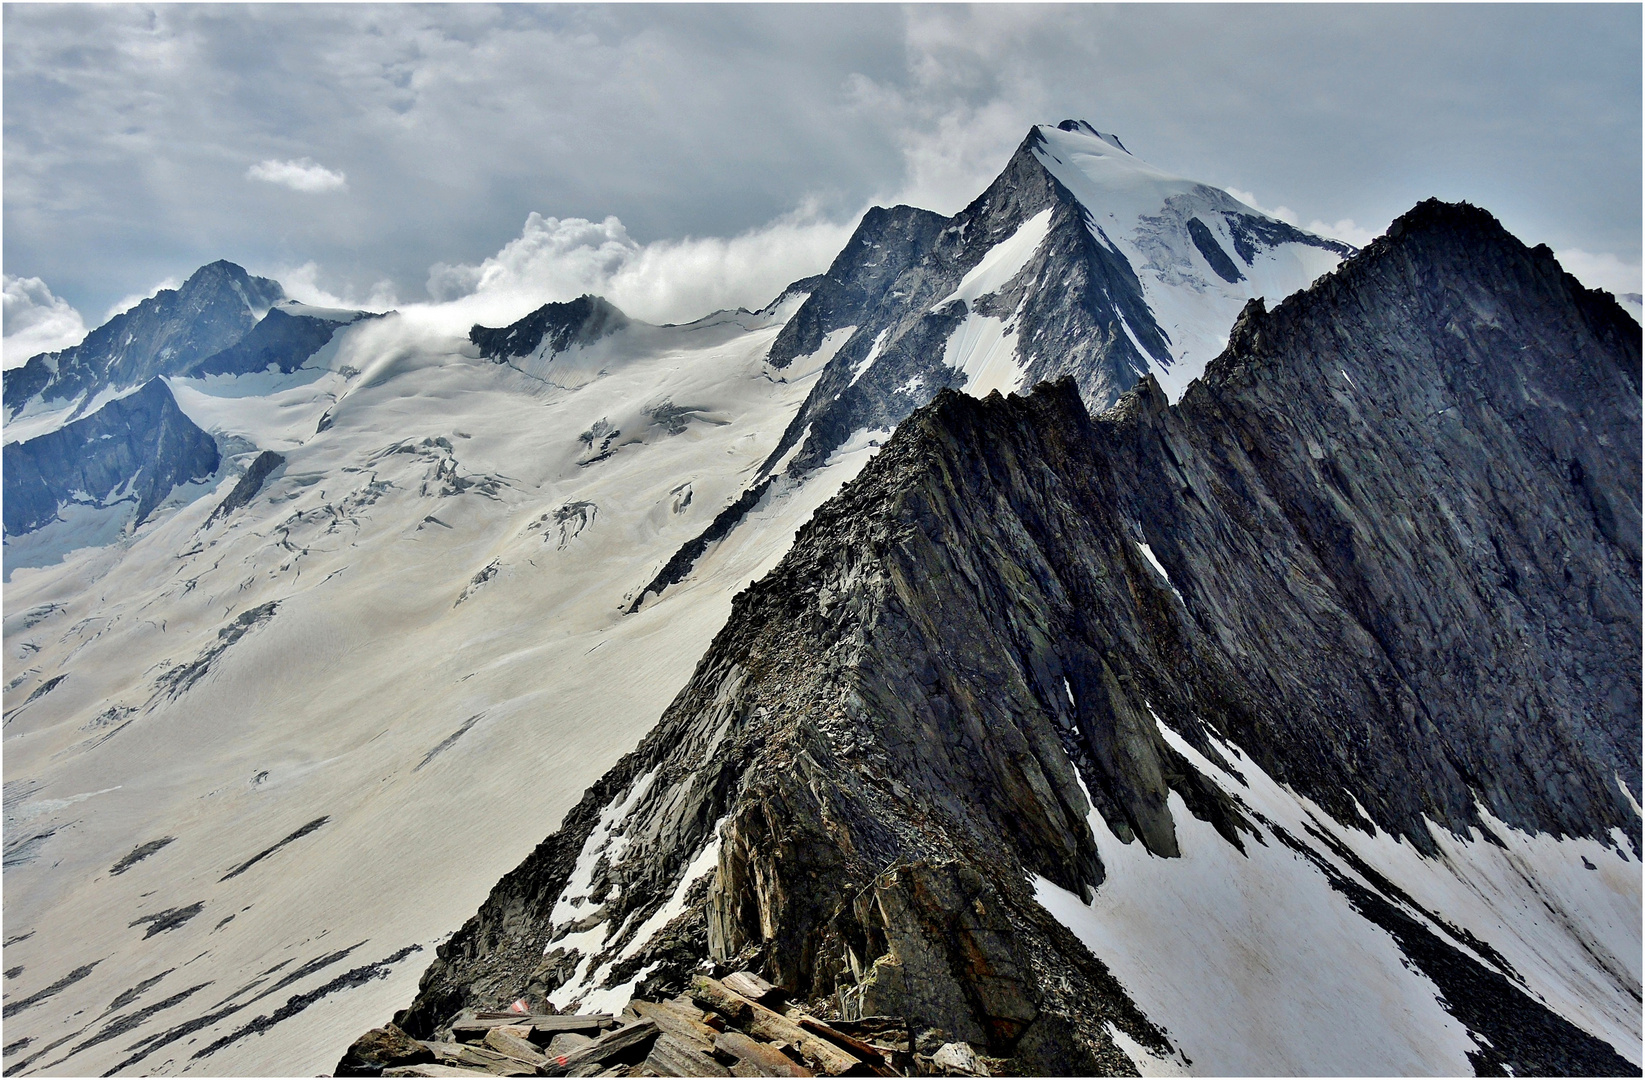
[103, 276, 181, 323]
[3, 275, 89, 368]
[275, 260, 399, 312]
[420, 201, 857, 328]
[1227, 188, 1381, 249]
[1551, 249, 1642, 298]
[246, 157, 348, 193]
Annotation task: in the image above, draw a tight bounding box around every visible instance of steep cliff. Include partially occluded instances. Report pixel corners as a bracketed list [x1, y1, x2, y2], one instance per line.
[3, 378, 221, 537]
[382, 201, 1645, 1071]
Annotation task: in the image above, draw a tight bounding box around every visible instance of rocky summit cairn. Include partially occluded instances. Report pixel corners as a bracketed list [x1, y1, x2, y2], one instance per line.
[335, 972, 991, 1077]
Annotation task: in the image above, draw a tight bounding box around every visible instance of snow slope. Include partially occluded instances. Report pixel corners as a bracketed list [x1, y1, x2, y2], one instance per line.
[1037, 717, 1642, 1074]
[0, 300, 882, 1076]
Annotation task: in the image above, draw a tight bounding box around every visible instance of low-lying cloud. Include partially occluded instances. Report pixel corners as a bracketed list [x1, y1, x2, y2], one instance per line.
[3, 274, 89, 368]
[247, 158, 348, 193]
[420, 202, 858, 329]
[1550, 249, 1643, 299]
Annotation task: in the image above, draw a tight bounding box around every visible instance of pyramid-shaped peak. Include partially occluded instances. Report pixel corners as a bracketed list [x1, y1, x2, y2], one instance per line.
[1053, 119, 1131, 155]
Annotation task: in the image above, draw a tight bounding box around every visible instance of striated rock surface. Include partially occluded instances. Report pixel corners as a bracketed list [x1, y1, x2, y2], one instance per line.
[383, 200, 1639, 1074]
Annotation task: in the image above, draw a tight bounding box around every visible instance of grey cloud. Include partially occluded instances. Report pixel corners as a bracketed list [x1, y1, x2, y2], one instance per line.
[3, 4, 1638, 326]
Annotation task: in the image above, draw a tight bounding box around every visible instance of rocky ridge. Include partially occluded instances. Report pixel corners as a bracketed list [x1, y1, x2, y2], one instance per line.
[471, 296, 632, 366]
[188, 300, 378, 378]
[2, 260, 283, 421]
[369, 199, 1640, 1076]
[2, 378, 221, 537]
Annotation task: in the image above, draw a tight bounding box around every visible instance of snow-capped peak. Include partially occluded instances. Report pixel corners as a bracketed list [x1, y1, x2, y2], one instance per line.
[1054, 118, 1132, 154]
[1029, 121, 1352, 399]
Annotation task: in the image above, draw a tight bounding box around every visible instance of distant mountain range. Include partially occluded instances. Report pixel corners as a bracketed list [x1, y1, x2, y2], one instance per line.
[1, 125, 1637, 1079]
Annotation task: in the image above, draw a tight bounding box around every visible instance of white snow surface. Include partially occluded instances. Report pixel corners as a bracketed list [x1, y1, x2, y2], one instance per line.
[1030, 124, 1347, 401]
[936, 208, 1053, 311]
[0, 298, 880, 1076]
[942, 307, 1028, 399]
[1037, 714, 1642, 1074]
[932, 208, 1052, 400]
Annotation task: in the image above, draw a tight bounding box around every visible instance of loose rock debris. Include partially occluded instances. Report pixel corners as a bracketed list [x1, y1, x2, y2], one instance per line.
[337, 973, 993, 1077]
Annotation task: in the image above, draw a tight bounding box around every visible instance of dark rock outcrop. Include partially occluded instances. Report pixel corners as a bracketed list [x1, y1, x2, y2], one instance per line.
[470, 296, 629, 363]
[335, 1023, 436, 1077]
[188, 303, 373, 378]
[389, 200, 1639, 1074]
[762, 205, 949, 373]
[208, 450, 286, 523]
[2, 379, 220, 536]
[3, 261, 282, 419]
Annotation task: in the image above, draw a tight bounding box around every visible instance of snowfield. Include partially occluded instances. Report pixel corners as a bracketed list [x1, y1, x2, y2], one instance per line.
[1038, 719, 1642, 1074]
[0, 301, 883, 1076]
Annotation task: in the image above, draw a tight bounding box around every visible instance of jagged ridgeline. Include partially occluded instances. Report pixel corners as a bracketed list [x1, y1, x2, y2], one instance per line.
[390, 202, 1643, 1070]
[388, 198, 1640, 1074]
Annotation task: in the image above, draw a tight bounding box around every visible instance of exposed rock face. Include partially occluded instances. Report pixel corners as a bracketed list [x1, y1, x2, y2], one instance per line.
[335, 1023, 436, 1076]
[762, 205, 949, 372]
[3, 261, 282, 419]
[470, 295, 630, 363]
[391, 200, 1638, 1073]
[208, 450, 287, 523]
[758, 122, 1351, 477]
[188, 303, 373, 377]
[3, 379, 221, 536]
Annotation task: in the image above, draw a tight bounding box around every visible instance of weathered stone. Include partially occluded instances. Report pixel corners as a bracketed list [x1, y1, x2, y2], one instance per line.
[644, 1033, 732, 1077]
[482, 1026, 547, 1066]
[628, 999, 722, 1047]
[690, 978, 860, 1075]
[712, 1030, 813, 1077]
[383, 1066, 499, 1079]
[540, 1020, 660, 1077]
[424, 1041, 539, 1077]
[453, 1016, 555, 1042]
[544, 1032, 594, 1059]
[530, 1014, 615, 1039]
[336, 1023, 436, 1077]
[795, 1015, 892, 1068]
[930, 1042, 988, 1076]
[720, 971, 780, 1005]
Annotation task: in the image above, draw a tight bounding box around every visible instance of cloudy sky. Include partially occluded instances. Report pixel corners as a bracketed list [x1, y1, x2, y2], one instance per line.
[4, 4, 1640, 362]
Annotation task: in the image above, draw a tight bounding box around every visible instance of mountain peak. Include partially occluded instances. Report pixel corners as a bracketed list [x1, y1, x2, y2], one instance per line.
[1052, 119, 1131, 154]
[2, 259, 285, 420]
[469, 293, 631, 363]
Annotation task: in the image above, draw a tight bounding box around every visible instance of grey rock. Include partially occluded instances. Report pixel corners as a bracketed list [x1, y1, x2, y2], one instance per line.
[208, 450, 285, 524]
[188, 302, 375, 378]
[929, 1042, 987, 1076]
[3, 260, 282, 419]
[3, 378, 219, 536]
[335, 1023, 435, 1076]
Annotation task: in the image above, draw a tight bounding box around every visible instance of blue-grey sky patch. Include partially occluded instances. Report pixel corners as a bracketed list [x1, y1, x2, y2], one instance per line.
[3, 3, 1639, 344]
